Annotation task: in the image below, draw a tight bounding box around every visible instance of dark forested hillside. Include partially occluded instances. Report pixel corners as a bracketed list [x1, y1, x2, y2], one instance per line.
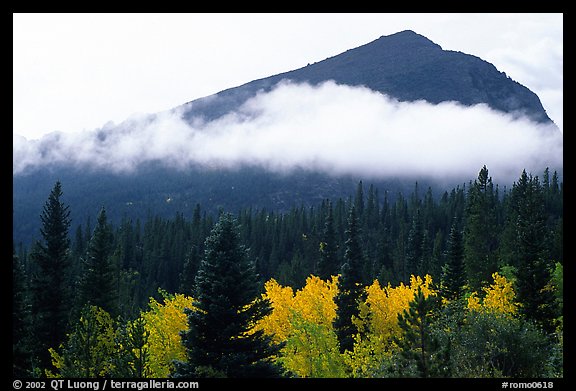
[13, 162, 437, 248]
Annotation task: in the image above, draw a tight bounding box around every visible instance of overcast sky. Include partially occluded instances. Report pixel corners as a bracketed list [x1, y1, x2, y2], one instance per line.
[13, 13, 563, 140]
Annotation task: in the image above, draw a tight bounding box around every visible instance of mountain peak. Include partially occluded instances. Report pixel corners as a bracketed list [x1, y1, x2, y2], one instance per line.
[374, 29, 442, 49]
[336, 29, 443, 63]
[180, 30, 551, 125]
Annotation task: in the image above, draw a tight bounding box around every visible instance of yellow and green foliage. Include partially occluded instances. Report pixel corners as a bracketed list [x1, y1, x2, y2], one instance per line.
[255, 274, 438, 377]
[254, 275, 340, 377]
[467, 272, 518, 316]
[142, 291, 195, 377]
[47, 305, 117, 378]
[279, 314, 346, 377]
[255, 275, 339, 344]
[346, 275, 436, 377]
[47, 293, 195, 378]
[45, 272, 532, 378]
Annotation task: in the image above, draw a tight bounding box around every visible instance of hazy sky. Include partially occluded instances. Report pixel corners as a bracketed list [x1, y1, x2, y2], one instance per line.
[13, 13, 563, 140]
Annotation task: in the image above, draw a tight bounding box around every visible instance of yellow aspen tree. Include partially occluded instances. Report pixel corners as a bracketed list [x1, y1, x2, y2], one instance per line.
[46, 305, 116, 378]
[254, 275, 342, 377]
[142, 291, 195, 377]
[346, 275, 436, 377]
[253, 278, 295, 343]
[360, 275, 435, 346]
[255, 275, 339, 343]
[279, 314, 346, 378]
[466, 272, 519, 316]
[293, 275, 339, 327]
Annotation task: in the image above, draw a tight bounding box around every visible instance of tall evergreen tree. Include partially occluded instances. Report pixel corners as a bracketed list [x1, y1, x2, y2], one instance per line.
[441, 221, 466, 301]
[316, 201, 338, 280]
[174, 213, 282, 378]
[463, 166, 499, 291]
[179, 247, 201, 296]
[406, 209, 424, 279]
[29, 181, 72, 370]
[510, 171, 556, 333]
[354, 181, 365, 218]
[393, 288, 446, 378]
[113, 315, 151, 378]
[334, 206, 365, 353]
[178, 209, 207, 293]
[77, 207, 118, 316]
[13, 246, 32, 376]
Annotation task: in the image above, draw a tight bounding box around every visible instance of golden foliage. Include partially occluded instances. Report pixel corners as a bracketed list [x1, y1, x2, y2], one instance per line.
[254, 275, 342, 376]
[346, 274, 437, 376]
[467, 272, 519, 316]
[256, 274, 438, 377]
[253, 278, 296, 342]
[359, 274, 436, 344]
[255, 275, 339, 343]
[142, 291, 195, 377]
[279, 314, 346, 378]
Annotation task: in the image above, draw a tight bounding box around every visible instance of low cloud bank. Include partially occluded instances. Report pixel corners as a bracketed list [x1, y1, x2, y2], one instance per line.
[13, 81, 563, 183]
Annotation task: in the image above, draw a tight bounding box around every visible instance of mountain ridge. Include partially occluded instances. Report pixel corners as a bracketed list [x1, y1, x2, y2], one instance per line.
[177, 29, 551, 125]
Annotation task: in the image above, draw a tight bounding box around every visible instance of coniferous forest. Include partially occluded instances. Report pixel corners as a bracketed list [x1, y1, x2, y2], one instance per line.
[12, 166, 563, 378]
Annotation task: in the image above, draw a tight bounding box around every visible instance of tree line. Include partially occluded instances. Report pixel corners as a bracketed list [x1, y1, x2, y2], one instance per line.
[12, 166, 563, 377]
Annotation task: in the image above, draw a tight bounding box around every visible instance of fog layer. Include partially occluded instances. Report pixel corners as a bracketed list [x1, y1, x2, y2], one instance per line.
[13, 81, 563, 183]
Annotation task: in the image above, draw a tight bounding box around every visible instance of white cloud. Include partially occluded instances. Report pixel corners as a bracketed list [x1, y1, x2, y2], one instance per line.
[13, 81, 563, 183]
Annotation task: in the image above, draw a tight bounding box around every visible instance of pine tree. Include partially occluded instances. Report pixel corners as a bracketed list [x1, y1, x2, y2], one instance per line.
[510, 171, 556, 333]
[464, 166, 498, 291]
[354, 181, 365, 218]
[13, 246, 32, 376]
[77, 207, 118, 316]
[174, 213, 282, 378]
[334, 206, 365, 353]
[365, 184, 379, 228]
[29, 181, 72, 369]
[113, 315, 151, 378]
[441, 221, 466, 301]
[316, 201, 338, 280]
[179, 247, 200, 296]
[393, 288, 446, 377]
[406, 209, 424, 278]
[46, 305, 117, 378]
[179, 204, 204, 295]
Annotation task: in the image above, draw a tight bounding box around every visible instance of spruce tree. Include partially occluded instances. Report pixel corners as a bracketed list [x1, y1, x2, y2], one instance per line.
[179, 247, 200, 296]
[174, 213, 282, 378]
[29, 181, 72, 370]
[13, 247, 32, 376]
[463, 166, 498, 291]
[334, 206, 365, 353]
[316, 201, 338, 280]
[393, 288, 446, 378]
[510, 171, 556, 333]
[77, 207, 118, 316]
[354, 181, 365, 218]
[406, 209, 424, 278]
[113, 315, 150, 378]
[441, 221, 466, 301]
